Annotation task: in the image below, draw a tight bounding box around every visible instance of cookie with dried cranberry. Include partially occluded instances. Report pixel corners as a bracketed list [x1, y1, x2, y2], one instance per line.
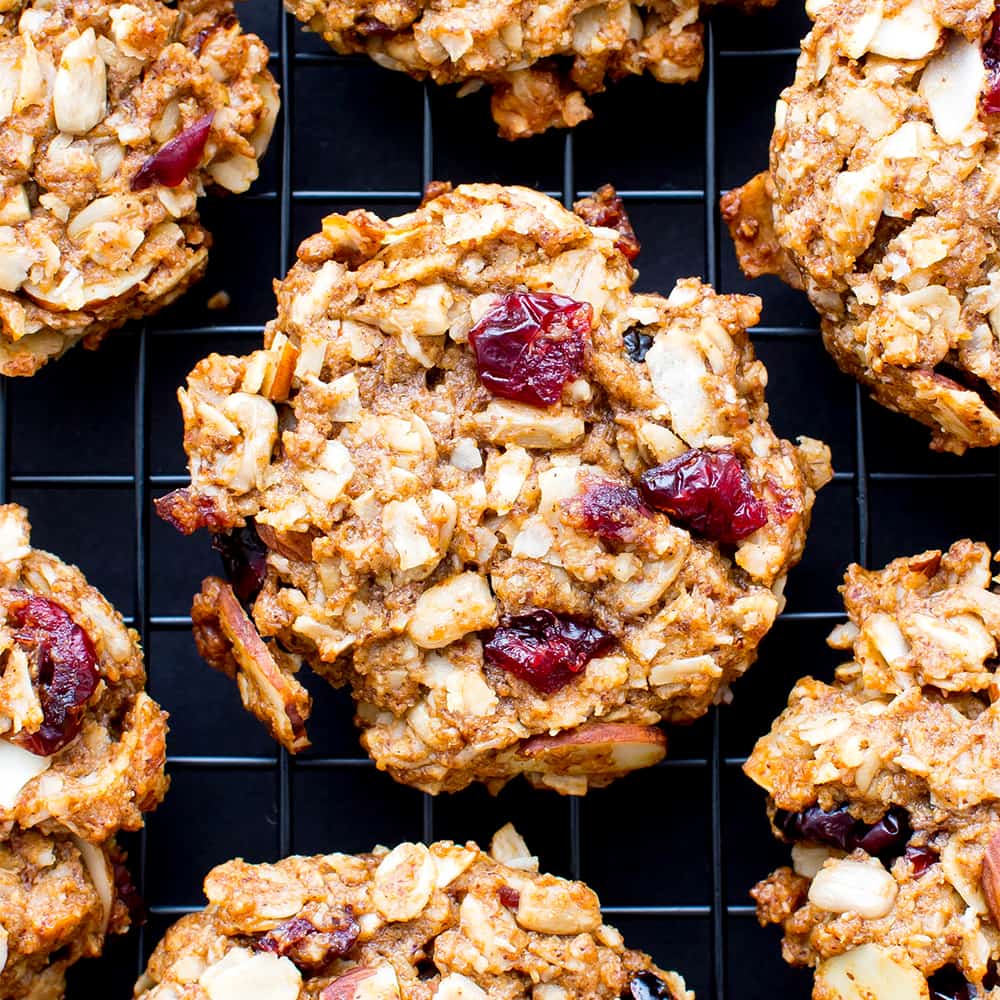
[285, 0, 773, 139]
[134, 824, 693, 1000]
[0, 503, 168, 840]
[0, 0, 278, 376]
[745, 540, 1000, 998]
[722, 0, 1000, 453]
[157, 181, 831, 795]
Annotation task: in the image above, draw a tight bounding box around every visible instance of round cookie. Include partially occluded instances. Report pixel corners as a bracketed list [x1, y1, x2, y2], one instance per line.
[134, 824, 693, 1000]
[722, 0, 1000, 453]
[745, 540, 1000, 997]
[156, 181, 831, 795]
[0, 503, 168, 996]
[0, 0, 278, 375]
[286, 0, 773, 139]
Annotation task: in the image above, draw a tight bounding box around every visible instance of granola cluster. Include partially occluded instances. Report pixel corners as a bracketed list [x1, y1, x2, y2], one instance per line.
[722, 0, 1000, 453]
[0, 0, 278, 376]
[745, 540, 1000, 997]
[158, 182, 830, 795]
[0, 504, 168, 999]
[134, 824, 693, 1000]
[286, 0, 773, 139]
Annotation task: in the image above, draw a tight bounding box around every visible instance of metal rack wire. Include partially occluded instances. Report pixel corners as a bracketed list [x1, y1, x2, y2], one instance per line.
[9, 3, 1000, 998]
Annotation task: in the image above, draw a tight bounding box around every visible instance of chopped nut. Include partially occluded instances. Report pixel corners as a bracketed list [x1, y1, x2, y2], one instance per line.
[372, 843, 436, 921]
[807, 858, 897, 919]
[408, 572, 498, 648]
[515, 877, 601, 934]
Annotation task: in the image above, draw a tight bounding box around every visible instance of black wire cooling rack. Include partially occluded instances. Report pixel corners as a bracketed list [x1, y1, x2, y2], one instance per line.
[4, 1, 996, 996]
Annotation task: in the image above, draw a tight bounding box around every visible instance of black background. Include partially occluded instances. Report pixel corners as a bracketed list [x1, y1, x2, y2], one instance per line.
[25, 1, 996, 995]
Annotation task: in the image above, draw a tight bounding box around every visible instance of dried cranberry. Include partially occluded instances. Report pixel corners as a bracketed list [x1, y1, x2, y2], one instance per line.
[775, 805, 912, 861]
[7, 596, 100, 756]
[573, 185, 641, 262]
[154, 487, 231, 535]
[468, 291, 593, 407]
[578, 481, 652, 544]
[256, 912, 360, 971]
[483, 610, 615, 694]
[623, 327, 653, 363]
[984, 15, 1000, 115]
[112, 859, 146, 925]
[905, 844, 937, 878]
[639, 449, 767, 544]
[211, 523, 268, 607]
[855, 808, 911, 856]
[132, 113, 214, 191]
[928, 966, 978, 1000]
[775, 805, 857, 851]
[355, 16, 396, 36]
[624, 972, 677, 1000]
[497, 886, 520, 910]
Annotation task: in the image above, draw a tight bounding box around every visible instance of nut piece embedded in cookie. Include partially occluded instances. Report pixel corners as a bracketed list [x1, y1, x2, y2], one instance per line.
[159, 181, 831, 796]
[133, 828, 693, 1000]
[0, 0, 279, 376]
[723, 0, 1000, 452]
[744, 538, 1000, 997]
[284, 0, 777, 139]
[0, 503, 168, 998]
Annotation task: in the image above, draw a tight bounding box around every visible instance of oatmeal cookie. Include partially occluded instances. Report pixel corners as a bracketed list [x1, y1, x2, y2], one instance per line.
[286, 0, 773, 140]
[0, 828, 136, 1000]
[157, 182, 831, 795]
[134, 824, 693, 1000]
[0, 0, 278, 376]
[744, 540, 1000, 997]
[0, 502, 167, 998]
[721, 0, 1000, 453]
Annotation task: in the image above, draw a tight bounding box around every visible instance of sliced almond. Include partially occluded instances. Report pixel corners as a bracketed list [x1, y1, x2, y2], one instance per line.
[261, 336, 300, 402]
[53, 28, 107, 134]
[808, 858, 897, 919]
[0, 737, 50, 809]
[199, 948, 301, 1000]
[372, 842, 436, 922]
[209, 578, 310, 752]
[73, 837, 113, 929]
[868, 0, 939, 59]
[516, 878, 602, 934]
[919, 32, 985, 144]
[814, 945, 928, 1000]
[321, 965, 400, 1000]
[980, 828, 1000, 925]
[517, 722, 666, 777]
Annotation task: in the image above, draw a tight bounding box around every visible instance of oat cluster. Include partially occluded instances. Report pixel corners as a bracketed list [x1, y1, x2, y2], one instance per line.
[723, 0, 1000, 452]
[135, 824, 692, 1000]
[746, 540, 1000, 997]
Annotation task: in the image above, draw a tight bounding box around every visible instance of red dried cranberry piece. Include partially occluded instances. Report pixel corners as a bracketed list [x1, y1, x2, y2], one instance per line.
[8, 596, 100, 756]
[468, 291, 593, 407]
[579, 481, 652, 544]
[625, 972, 678, 1000]
[355, 16, 396, 36]
[928, 966, 978, 1000]
[211, 523, 269, 607]
[638, 449, 767, 544]
[984, 14, 1000, 115]
[854, 807, 910, 856]
[483, 610, 615, 694]
[154, 487, 231, 535]
[132, 113, 214, 191]
[775, 805, 856, 851]
[112, 859, 147, 925]
[497, 886, 520, 910]
[904, 844, 937, 878]
[573, 185, 641, 262]
[256, 912, 360, 971]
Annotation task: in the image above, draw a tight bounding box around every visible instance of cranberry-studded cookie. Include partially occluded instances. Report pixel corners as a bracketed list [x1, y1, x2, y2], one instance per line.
[722, 0, 1000, 452]
[0, 503, 167, 997]
[0, 0, 278, 376]
[286, 0, 774, 139]
[135, 824, 693, 1000]
[157, 182, 831, 795]
[745, 540, 1000, 998]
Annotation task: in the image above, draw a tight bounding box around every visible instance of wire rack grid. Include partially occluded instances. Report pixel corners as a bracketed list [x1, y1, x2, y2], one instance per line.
[4, 1, 999, 997]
